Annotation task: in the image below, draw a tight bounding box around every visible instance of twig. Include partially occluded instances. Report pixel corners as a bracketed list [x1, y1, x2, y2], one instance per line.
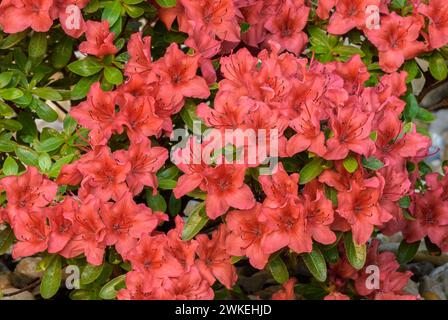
[1, 278, 41, 297]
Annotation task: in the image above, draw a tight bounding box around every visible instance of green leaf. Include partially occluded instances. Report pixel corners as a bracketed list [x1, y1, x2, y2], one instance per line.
[146, 191, 167, 212]
[68, 57, 104, 77]
[302, 245, 327, 282]
[98, 275, 126, 300]
[158, 179, 177, 189]
[415, 107, 436, 123]
[0, 72, 13, 88]
[0, 101, 15, 117]
[268, 256, 289, 284]
[124, 4, 145, 18]
[180, 100, 204, 132]
[299, 157, 324, 184]
[403, 209, 416, 221]
[0, 138, 17, 152]
[0, 119, 22, 131]
[403, 60, 419, 83]
[32, 87, 63, 101]
[51, 37, 74, 69]
[343, 156, 358, 173]
[48, 154, 75, 178]
[40, 255, 62, 299]
[0, 226, 14, 255]
[34, 99, 59, 122]
[63, 115, 78, 136]
[429, 52, 448, 81]
[2, 156, 18, 176]
[38, 153, 52, 172]
[104, 66, 123, 85]
[123, 0, 145, 4]
[29, 32, 48, 58]
[182, 202, 208, 241]
[322, 245, 339, 264]
[397, 240, 420, 264]
[0, 88, 24, 100]
[0, 31, 27, 49]
[81, 264, 105, 285]
[15, 145, 39, 166]
[35, 136, 65, 152]
[344, 232, 366, 270]
[308, 26, 330, 49]
[156, 0, 177, 8]
[398, 196, 411, 208]
[71, 74, 101, 100]
[69, 289, 98, 300]
[361, 156, 384, 171]
[404, 93, 420, 121]
[102, 0, 122, 26]
[169, 193, 182, 217]
[240, 22, 250, 33]
[157, 166, 179, 180]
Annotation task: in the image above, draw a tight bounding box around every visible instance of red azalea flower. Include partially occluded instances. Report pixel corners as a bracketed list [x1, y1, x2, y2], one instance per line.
[260, 201, 311, 254]
[419, 0, 448, 49]
[59, 197, 107, 265]
[264, 0, 310, 54]
[46, 197, 78, 253]
[155, 43, 210, 100]
[181, 0, 240, 42]
[77, 147, 131, 202]
[114, 139, 168, 196]
[258, 163, 299, 209]
[125, 32, 157, 81]
[78, 20, 118, 58]
[119, 96, 164, 142]
[70, 82, 124, 146]
[196, 225, 237, 289]
[225, 203, 271, 269]
[128, 233, 184, 278]
[158, 266, 214, 300]
[0, 166, 57, 223]
[337, 176, 391, 245]
[366, 12, 427, 72]
[0, 0, 53, 33]
[327, 0, 380, 35]
[202, 164, 256, 219]
[101, 192, 159, 258]
[11, 209, 50, 259]
[325, 100, 375, 160]
[287, 103, 326, 157]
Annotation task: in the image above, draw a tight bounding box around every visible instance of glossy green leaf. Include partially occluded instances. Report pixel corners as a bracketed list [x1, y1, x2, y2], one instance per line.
[2, 156, 18, 176]
[268, 256, 289, 284]
[35, 137, 65, 152]
[429, 52, 448, 81]
[102, 0, 122, 26]
[146, 191, 167, 212]
[343, 156, 358, 173]
[68, 57, 104, 77]
[299, 157, 324, 184]
[182, 202, 208, 241]
[0, 88, 23, 100]
[51, 37, 74, 69]
[0, 226, 14, 255]
[361, 156, 384, 171]
[40, 255, 62, 299]
[15, 145, 39, 166]
[397, 240, 420, 264]
[104, 66, 123, 85]
[0, 119, 22, 131]
[302, 245, 327, 282]
[344, 232, 366, 270]
[32, 88, 63, 101]
[29, 32, 48, 58]
[0, 72, 13, 88]
[156, 0, 177, 8]
[99, 275, 126, 300]
[81, 264, 105, 285]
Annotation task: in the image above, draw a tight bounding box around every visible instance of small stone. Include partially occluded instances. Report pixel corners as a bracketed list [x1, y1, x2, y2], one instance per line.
[0, 288, 35, 300]
[14, 257, 43, 279]
[0, 273, 12, 290]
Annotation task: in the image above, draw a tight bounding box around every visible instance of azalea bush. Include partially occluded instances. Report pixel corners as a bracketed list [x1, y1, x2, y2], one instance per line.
[1, 0, 448, 300]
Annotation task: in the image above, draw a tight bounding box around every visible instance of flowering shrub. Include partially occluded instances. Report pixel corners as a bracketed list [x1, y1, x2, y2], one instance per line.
[0, 0, 448, 300]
